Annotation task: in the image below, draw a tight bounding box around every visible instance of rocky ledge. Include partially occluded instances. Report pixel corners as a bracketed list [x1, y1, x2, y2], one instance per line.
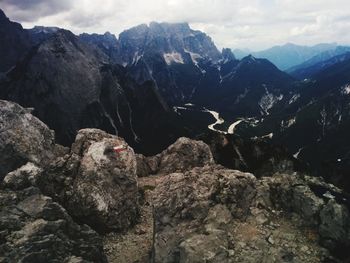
[152, 166, 349, 262]
[0, 99, 350, 263]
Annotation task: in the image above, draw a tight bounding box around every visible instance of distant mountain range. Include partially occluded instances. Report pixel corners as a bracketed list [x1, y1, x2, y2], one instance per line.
[287, 46, 350, 79]
[233, 43, 347, 70]
[1, 8, 350, 190]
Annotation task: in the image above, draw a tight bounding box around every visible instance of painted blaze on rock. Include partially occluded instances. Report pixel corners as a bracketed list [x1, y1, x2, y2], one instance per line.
[67, 129, 139, 233]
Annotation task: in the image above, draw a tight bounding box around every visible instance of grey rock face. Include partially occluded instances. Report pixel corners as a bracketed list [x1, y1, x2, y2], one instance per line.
[3, 162, 43, 190]
[118, 22, 222, 105]
[136, 137, 214, 176]
[152, 167, 349, 262]
[69, 130, 139, 233]
[0, 186, 107, 262]
[119, 22, 222, 65]
[157, 137, 214, 174]
[2, 30, 108, 145]
[0, 9, 32, 72]
[1, 27, 181, 155]
[152, 165, 256, 262]
[320, 199, 350, 249]
[41, 129, 140, 233]
[0, 100, 57, 179]
[79, 31, 121, 65]
[222, 48, 236, 62]
[136, 154, 158, 177]
[256, 174, 350, 259]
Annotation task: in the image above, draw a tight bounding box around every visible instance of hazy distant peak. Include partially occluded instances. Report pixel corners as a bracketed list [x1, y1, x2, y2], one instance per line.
[30, 26, 60, 34]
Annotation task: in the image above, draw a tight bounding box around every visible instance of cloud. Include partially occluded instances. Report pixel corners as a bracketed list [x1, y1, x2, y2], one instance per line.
[0, 0, 72, 22]
[1, 0, 350, 50]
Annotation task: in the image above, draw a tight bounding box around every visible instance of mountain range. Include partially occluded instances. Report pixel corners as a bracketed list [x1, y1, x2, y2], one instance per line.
[1, 8, 350, 191]
[233, 42, 348, 70]
[2, 7, 350, 263]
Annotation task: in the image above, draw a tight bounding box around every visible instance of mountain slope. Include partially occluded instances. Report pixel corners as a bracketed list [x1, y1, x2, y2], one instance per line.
[0, 30, 193, 154]
[119, 22, 222, 65]
[193, 55, 295, 117]
[79, 32, 122, 65]
[288, 46, 350, 79]
[237, 57, 350, 190]
[116, 22, 222, 105]
[0, 9, 32, 72]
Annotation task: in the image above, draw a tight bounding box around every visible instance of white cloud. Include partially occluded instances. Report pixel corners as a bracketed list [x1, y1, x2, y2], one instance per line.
[1, 0, 350, 50]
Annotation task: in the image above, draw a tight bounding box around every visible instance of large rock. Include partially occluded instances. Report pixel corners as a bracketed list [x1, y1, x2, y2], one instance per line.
[157, 137, 214, 174]
[319, 199, 350, 250]
[152, 165, 256, 262]
[152, 167, 348, 262]
[3, 162, 43, 190]
[0, 186, 107, 262]
[41, 129, 140, 233]
[253, 173, 350, 261]
[0, 100, 59, 179]
[0, 162, 107, 262]
[136, 137, 214, 176]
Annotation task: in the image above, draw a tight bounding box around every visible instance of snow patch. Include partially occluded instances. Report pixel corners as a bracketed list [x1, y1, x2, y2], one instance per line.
[163, 52, 184, 65]
[185, 49, 202, 65]
[282, 117, 296, 129]
[289, 94, 300, 104]
[259, 88, 283, 115]
[341, 84, 350, 95]
[293, 147, 304, 159]
[173, 106, 187, 115]
[132, 51, 143, 65]
[262, 133, 273, 139]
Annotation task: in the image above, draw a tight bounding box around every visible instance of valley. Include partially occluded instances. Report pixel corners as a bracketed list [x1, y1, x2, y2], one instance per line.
[1, 7, 350, 191]
[1, 4, 350, 262]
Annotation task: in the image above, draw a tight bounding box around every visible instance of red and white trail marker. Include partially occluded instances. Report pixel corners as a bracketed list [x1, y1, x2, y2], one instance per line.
[113, 145, 127, 154]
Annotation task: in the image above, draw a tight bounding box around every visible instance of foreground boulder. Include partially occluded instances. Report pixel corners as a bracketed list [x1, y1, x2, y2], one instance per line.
[0, 163, 107, 262]
[152, 166, 349, 262]
[136, 137, 214, 176]
[41, 129, 139, 233]
[0, 100, 61, 179]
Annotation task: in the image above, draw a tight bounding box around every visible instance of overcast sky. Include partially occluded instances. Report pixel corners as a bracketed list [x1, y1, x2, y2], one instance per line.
[1, 0, 350, 50]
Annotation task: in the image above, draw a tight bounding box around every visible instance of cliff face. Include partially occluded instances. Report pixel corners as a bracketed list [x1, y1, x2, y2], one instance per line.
[0, 9, 32, 72]
[1, 99, 349, 262]
[0, 29, 190, 154]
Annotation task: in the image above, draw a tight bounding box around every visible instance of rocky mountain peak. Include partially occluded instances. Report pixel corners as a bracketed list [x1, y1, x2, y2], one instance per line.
[148, 21, 191, 35]
[80, 31, 118, 44]
[0, 8, 32, 72]
[30, 25, 60, 34]
[119, 21, 221, 64]
[222, 47, 236, 62]
[0, 8, 9, 21]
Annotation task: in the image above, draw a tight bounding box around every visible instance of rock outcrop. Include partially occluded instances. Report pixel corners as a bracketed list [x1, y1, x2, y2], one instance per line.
[0, 171, 107, 262]
[41, 129, 140, 233]
[0, 100, 62, 180]
[0, 101, 108, 262]
[136, 137, 214, 176]
[152, 166, 350, 263]
[1, 99, 350, 263]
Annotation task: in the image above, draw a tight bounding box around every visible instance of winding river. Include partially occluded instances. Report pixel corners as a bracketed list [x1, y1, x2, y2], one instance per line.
[174, 104, 247, 135]
[203, 108, 244, 135]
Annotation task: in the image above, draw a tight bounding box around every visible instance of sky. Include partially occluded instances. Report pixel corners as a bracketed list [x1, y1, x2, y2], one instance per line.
[1, 0, 350, 51]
